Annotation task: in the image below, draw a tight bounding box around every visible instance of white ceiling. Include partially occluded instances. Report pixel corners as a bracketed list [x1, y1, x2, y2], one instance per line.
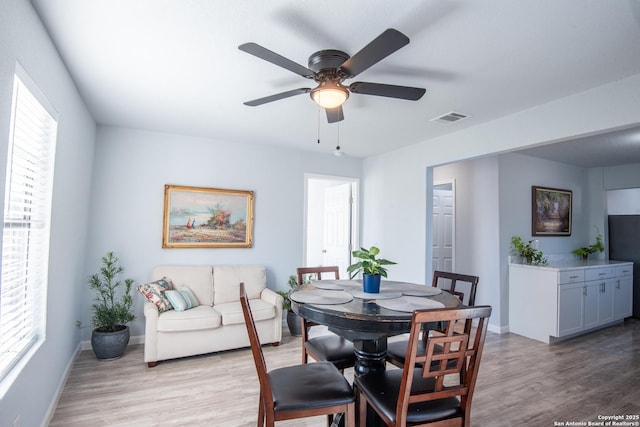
[31, 0, 640, 160]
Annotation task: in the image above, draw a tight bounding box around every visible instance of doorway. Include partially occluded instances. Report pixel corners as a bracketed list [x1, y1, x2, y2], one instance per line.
[432, 181, 455, 273]
[304, 174, 359, 279]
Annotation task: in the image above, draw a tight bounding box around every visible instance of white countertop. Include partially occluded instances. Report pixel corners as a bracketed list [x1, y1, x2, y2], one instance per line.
[510, 259, 633, 271]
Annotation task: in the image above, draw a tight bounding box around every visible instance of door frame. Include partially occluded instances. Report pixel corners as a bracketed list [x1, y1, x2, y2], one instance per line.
[303, 173, 359, 275]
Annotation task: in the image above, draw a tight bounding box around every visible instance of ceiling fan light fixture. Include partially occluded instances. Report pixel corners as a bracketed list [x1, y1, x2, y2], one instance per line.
[311, 81, 349, 109]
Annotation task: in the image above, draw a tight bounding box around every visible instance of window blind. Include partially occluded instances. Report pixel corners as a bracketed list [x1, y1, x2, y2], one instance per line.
[0, 67, 57, 382]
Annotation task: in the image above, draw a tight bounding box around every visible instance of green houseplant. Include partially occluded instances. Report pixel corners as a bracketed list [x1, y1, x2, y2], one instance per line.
[511, 236, 547, 265]
[88, 251, 136, 360]
[347, 246, 397, 293]
[276, 275, 302, 336]
[572, 234, 604, 260]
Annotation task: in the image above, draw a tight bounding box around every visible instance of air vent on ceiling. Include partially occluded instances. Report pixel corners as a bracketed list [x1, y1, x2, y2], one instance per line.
[431, 111, 470, 124]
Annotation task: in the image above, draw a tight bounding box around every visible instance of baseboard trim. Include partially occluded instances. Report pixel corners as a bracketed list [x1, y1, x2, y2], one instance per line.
[488, 324, 509, 334]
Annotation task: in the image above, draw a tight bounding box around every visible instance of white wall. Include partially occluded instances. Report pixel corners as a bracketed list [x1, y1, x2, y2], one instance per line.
[434, 157, 500, 322]
[85, 126, 362, 340]
[0, 1, 96, 426]
[362, 73, 640, 331]
[607, 188, 640, 214]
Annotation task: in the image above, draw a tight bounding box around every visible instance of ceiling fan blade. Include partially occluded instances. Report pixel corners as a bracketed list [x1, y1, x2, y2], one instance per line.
[339, 29, 410, 77]
[326, 106, 344, 123]
[349, 82, 425, 100]
[244, 88, 311, 106]
[239, 43, 315, 78]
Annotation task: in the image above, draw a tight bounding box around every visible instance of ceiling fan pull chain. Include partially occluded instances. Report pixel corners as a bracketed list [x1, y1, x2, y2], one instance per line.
[317, 107, 321, 144]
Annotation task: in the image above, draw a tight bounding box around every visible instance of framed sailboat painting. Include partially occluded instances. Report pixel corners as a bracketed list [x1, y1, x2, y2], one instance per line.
[162, 185, 254, 248]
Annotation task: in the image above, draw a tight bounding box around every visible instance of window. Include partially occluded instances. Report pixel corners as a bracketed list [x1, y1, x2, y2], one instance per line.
[0, 65, 57, 382]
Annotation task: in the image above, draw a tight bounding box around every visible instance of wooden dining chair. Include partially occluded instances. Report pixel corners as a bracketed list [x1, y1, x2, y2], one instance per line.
[355, 305, 492, 427]
[386, 271, 479, 369]
[296, 266, 357, 372]
[431, 270, 479, 307]
[239, 283, 355, 427]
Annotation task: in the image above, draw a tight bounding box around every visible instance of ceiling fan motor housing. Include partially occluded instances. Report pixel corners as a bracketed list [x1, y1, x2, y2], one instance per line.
[308, 50, 351, 108]
[308, 50, 350, 77]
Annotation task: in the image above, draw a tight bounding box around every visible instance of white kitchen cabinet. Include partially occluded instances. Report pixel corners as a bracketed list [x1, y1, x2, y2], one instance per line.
[557, 282, 584, 337]
[613, 265, 633, 319]
[583, 278, 614, 329]
[509, 260, 633, 343]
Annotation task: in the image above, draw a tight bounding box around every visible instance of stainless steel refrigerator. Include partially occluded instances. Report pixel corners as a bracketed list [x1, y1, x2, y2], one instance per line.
[608, 214, 640, 318]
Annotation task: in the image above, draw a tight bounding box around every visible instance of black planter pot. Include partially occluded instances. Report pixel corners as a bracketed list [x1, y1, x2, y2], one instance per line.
[91, 325, 130, 360]
[286, 310, 303, 336]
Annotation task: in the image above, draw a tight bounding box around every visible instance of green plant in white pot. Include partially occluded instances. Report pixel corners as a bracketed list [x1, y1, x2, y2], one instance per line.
[511, 236, 547, 265]
[347, 246, 397, 293]
[572, 234, 604, 260]
[88, 251, 136, 360]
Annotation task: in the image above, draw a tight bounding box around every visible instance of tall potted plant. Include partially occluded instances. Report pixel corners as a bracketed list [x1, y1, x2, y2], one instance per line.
[347, 246, 397, 293]
[88, 251, 136, 360]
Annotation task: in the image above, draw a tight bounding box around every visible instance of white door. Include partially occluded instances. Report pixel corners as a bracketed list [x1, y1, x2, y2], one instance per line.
[432, 184, 454, 273]
[323, 183, 353, 277]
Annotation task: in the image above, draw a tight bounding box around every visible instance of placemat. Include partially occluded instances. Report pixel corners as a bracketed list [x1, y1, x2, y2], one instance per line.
[402, 287, 443, 297]
[334, 280, 362, 288]
[290, 290, 354, 305]
[311, 280, 345, 291]
[375, 296, 445, 312]
[349, 290, 403, 300]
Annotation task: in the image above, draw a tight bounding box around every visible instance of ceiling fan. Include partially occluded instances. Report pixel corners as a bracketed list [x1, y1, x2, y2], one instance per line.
[238, 28, 426, 123]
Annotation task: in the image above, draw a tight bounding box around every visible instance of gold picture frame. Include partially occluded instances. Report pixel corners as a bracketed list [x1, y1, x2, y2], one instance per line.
[162, 185, 254, 248]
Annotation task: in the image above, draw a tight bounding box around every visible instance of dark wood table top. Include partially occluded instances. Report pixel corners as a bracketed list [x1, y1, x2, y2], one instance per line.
[291, 280, 461, 341]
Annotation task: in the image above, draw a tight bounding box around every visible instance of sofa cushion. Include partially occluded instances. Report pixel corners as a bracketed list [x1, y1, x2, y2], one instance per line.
[157, 305, 222, 332]
[213, 265, 266, 304]
[215, 299, 276, 326]
[152, 265, 214, 307]
[138, 278, 175, 313]
[165, 288, 198, 312]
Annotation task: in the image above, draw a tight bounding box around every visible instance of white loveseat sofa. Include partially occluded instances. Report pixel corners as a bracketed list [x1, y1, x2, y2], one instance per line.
[142, 264, 283, 367]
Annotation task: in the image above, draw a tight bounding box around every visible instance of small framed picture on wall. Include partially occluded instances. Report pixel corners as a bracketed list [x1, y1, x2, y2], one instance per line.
[531, 186, 572, 236]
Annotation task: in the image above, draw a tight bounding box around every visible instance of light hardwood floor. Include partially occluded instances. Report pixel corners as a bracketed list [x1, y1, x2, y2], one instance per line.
[49, 318, 640, 426]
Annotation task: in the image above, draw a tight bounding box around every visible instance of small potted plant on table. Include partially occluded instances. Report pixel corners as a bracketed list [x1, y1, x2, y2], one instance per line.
[88, 251, 136, 360]
[347, 246, 397, 293]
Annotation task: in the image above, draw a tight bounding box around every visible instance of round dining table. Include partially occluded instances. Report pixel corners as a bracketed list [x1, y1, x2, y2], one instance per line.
[290, 279, 462, 376]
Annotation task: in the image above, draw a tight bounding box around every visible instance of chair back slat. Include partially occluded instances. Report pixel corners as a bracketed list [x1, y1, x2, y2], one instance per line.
[431, 270, 479, 306]
[296, 266, 340, 286]
[421, 334, 469, 380]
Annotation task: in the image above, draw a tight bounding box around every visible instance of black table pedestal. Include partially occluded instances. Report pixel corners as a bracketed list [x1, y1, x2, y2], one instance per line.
[353, 338, 387, 377]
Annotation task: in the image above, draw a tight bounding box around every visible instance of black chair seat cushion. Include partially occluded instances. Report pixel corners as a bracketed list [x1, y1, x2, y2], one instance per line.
[387, 337, 425, 365]
[268, 361, 355, 412]
[354, 368, 462, 424]
[306, 334, 356, 370]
